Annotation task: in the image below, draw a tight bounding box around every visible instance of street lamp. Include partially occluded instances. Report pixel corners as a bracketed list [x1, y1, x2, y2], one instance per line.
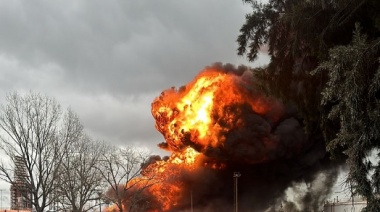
[190, 189, 193, 212]
[0, 189, 3, 210]
[233, 172, 241, 212]
[96, 190, 104, 212]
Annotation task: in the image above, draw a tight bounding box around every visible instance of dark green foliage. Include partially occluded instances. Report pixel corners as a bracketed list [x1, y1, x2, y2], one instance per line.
[316, 26, 380, 209]
[238, 0, 380, 210]
[238, 0, 380, 128]
[238, 0, 342, 132]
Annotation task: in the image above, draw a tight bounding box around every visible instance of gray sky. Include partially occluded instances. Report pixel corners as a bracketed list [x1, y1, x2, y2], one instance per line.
[0, 0, 272, 151]
[0, 0, 270, 207]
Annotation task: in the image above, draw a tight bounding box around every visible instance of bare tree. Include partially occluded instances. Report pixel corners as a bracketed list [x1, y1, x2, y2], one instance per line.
[98, 146, 154, 212]
[55, 110, 107, 212]
[0, 92, 69, 212]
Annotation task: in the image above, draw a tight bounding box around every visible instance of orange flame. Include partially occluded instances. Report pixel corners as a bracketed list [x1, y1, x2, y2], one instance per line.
[149, 147, 200, 207]
[152, 68, 282, 154]
[108, 65, 284, 211]
[104, 147, 201, 212]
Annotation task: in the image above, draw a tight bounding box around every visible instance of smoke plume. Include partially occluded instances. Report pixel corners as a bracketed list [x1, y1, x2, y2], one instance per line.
[124, 63, 344, 211]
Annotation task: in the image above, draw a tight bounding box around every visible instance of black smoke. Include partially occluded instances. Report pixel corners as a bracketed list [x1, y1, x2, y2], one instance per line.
[150, 63, 344, 211]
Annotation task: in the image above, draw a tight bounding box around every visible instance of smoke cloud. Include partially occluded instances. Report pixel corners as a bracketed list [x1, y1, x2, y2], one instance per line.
[139, 63, 344, 211]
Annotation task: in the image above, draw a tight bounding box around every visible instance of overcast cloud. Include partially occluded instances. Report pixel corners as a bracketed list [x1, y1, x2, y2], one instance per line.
[0, 0, 270, 206]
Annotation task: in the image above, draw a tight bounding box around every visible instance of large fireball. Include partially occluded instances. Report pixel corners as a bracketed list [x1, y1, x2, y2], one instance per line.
[152, 64, 286, 164]
[109, 63, 339, 212]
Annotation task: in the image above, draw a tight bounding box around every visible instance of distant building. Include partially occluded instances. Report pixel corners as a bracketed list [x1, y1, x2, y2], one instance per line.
[10, 156, 32, 210]
[0, 210, 31, 212]
[323, 197, 367, 212]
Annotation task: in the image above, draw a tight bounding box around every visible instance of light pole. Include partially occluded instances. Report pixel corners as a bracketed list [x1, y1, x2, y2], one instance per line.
[0, 189, 3, 210]
[96, 190, 104, 212]
[190, 190, 193, 212]
[233, 172, 241, 212]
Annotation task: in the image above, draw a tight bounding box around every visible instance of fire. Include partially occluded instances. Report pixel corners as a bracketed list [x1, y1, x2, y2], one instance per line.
[173, 74, 222, 138]
[152, 67, 282, 155]
[105, 147, 201, 212]
[152, 70, 227, 150]
[170, 147, 200, 165]
[146, 147, 200, 208]
[107, 64, 290, 211]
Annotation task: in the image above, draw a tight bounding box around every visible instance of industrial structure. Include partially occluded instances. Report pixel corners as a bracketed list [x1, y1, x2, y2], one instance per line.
[323, 196, 367, 212]
[10, 156, 32, 210]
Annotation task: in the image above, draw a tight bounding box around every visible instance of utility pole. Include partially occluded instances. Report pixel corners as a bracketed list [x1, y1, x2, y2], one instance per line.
[190, 190, 193, 212]
[0, 189, 3, 210]
[96, 190, 102, 212]
[233, 172, 241, 212]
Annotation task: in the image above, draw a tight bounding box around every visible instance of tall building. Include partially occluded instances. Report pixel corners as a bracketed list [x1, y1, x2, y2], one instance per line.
[10, 156, 32, 210]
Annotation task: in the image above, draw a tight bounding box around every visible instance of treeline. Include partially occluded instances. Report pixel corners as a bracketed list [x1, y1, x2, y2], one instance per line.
[238, 0, 380, 211]
[0, 92, 153, 212]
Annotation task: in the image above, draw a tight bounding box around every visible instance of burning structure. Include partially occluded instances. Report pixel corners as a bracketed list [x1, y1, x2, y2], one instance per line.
[110, 63, 342, 212]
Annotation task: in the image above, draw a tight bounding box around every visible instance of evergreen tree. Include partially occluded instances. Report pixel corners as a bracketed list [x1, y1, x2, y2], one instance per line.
[238, 0, 380, 210]
[315, 25, 380, 211]
[238, 0, 380, 131]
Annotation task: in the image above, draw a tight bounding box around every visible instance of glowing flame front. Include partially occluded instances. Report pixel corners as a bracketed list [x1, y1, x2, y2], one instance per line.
[107, 65, 286, 211]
